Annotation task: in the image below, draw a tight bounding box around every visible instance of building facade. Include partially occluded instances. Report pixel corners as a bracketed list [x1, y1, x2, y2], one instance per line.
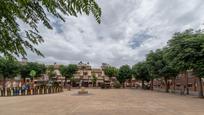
[55, 62, 110, 87]
[153, 70, 204, 95]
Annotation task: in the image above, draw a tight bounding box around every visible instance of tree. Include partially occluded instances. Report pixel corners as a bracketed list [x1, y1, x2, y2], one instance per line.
[146, 50, 160, 90]
[20, 62, 46, 81]
[60, 64, 77, 86]
[0, 0, 101, 58]
[132, 62, 150, 89]
[117, 65, 132, 87]
[146, 49, 178, 92]
[29, 70, 37, 80]
[91, 73, 97, 87]
[104, 66, 118, 83]
[166, 29, 204, 97]
[0, 57, 20, 90]
[46, 65, 56, 79]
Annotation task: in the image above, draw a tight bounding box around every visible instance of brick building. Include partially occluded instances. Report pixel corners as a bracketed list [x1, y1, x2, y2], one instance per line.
[153, 70, 204, 95]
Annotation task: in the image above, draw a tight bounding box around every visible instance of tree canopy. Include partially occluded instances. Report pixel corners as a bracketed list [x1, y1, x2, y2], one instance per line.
[0, 0, 101, 58]
[117, 65, 132, 85]
[20, 62, 46, 80]
[165, 29, 204, 96]
[0, 57, 20, 79]
[132, 62, 150, 89]
[104, 66, 118, 78]
[60, 64, 77, 86]
[0, 57, 20, 89]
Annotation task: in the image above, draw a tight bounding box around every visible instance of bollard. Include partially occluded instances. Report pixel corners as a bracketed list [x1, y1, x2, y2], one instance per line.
[16, 88, 18, 96]
[0, 89, 2, 96]
[15, 88, 18, 96]
[5, 89, 7, 96]
[38, 89, 40, 95]
[19, 89, 21, 96]
[30, 89, 32, 95]
[7, 89, 10, 96]
[46, 88, 48, 94]
[11, 88, 13, 96]
[13, 88, 16, 96]
[25, 89, 27, 95]
[42, 88, 44, 94]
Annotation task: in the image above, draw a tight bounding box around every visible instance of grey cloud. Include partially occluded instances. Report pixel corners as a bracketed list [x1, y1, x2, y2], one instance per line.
[25, 0, 204, 67]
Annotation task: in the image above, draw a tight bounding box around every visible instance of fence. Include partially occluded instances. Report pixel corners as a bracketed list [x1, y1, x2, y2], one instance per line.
[0, 86, 63, 96]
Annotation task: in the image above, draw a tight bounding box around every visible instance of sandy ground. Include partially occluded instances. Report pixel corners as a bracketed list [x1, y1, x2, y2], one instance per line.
[0, 89, 204, 115]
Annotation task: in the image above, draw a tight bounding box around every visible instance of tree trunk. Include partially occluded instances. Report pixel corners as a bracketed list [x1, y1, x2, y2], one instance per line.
[23, 76, 26, 82]
[3, 76, 6, 92]
[185, 71, 189, 95]
[198, 77, 203, 98]
[123, 82, 125, 88]
[164, 77, 169, 93]
[64, 77, 67, 87]
[150, 78, 154, 90]
[142, 80, 144, 89]
[173, 77, 176, 93]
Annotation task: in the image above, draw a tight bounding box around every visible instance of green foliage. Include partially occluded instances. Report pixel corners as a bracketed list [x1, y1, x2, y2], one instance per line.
[104, 66, 118, 78]
[113, 81, 121, 88]
[117, 65, 132, 84]
[70, 76, 78, 83]
[146, 49, 178, 80]
[47, 65, 56, 78]
[132, 62, 150, 82]
[20, 62, 46, 79]
[0, 57, 20, 79]
[29, 70, 36, 77]
[91, 73, 97, 84]
[166, 29, 204, 78]
[60, 64, 77, 79]
[0, 0, 101, 58]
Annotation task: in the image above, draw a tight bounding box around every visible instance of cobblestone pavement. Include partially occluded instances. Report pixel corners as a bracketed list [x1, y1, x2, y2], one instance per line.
[0, 89, 204, 115]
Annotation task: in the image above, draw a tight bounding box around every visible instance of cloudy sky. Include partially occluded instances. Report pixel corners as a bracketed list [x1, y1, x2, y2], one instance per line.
[26, 0, 204, 67]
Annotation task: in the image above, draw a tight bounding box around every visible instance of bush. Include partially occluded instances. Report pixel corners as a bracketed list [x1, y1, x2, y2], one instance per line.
[113, 82, 121, 88]
[100, 83, 106, 89]
[53, 82, 60, 87]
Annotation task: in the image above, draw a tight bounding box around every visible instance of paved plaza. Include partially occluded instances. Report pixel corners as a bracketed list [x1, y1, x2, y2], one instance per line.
[0, 89, 204, 115]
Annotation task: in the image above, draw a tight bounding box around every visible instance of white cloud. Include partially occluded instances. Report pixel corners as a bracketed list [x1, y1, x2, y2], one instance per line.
[25, 0, 204, 67]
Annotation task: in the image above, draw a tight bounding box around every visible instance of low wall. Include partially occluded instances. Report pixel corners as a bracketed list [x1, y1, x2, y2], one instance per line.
[0, 86, 63, 97]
